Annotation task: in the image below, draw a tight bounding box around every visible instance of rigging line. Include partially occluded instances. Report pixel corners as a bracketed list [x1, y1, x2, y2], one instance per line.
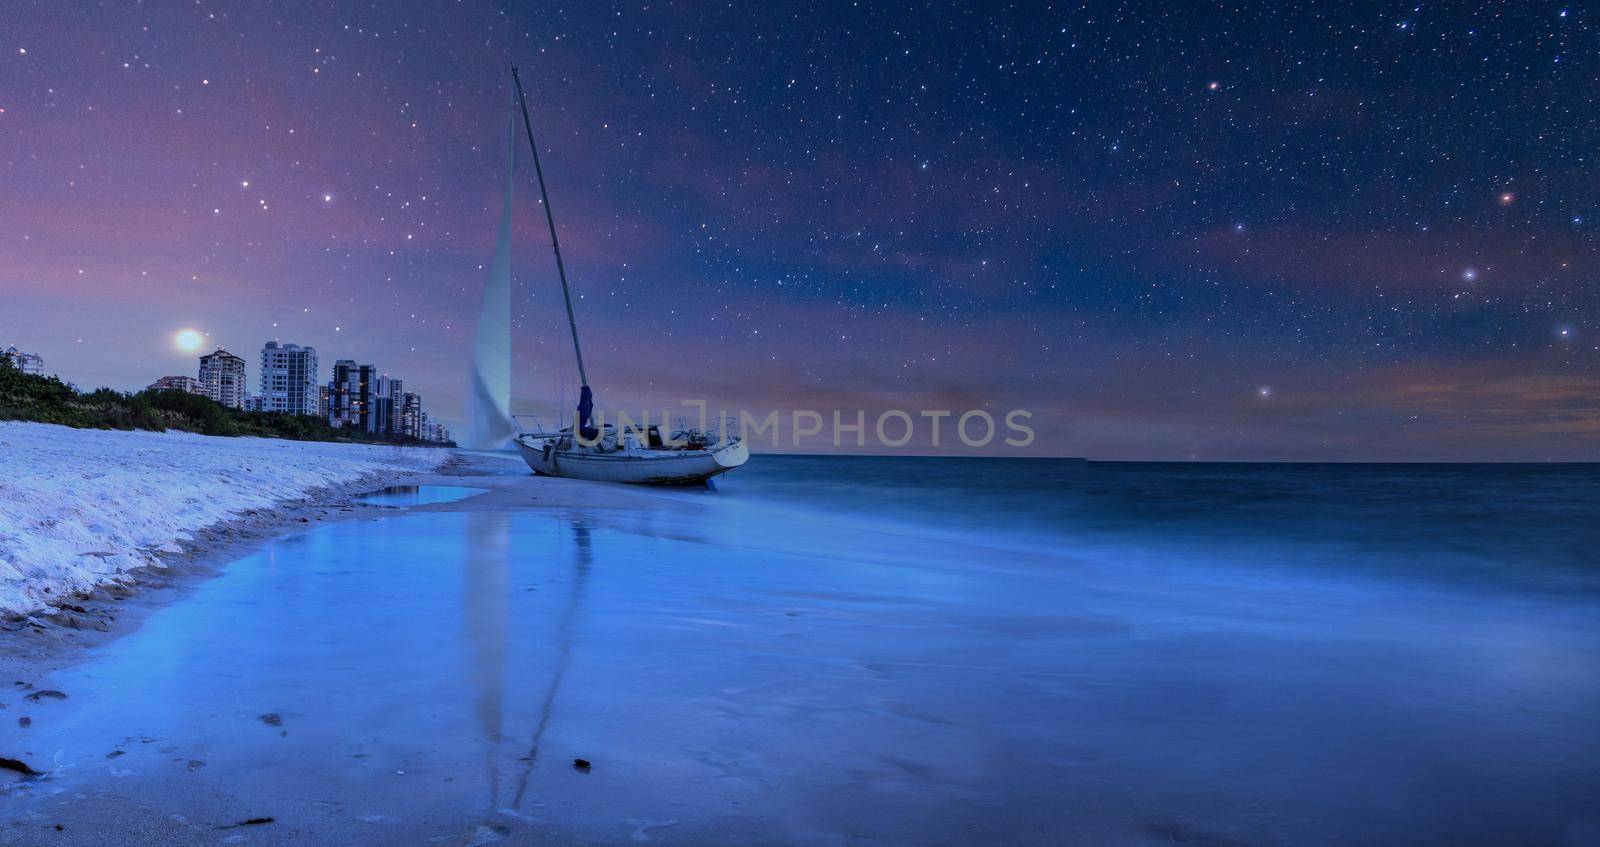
[511, 65, 589, 388]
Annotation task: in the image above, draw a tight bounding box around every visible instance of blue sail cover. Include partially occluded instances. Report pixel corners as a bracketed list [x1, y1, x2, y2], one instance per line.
[577, 384, 597, 440]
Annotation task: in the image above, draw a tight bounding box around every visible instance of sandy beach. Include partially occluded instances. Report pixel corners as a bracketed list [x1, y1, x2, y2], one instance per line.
[1, 448, 676, 845]
[4, 444, 1600, 846]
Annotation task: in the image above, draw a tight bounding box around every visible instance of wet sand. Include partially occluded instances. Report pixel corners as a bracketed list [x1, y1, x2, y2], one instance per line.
[3, 453, 459, 675]
[0, 452, 766, 846]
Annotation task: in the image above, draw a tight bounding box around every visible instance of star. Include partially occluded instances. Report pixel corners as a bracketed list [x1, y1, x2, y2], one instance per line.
[1498, 191, 1515, 206]
[1461, 268, 1478, 281]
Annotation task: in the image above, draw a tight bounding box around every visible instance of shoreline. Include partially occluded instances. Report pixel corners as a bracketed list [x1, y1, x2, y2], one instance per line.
[0, 448, 682, 693]
[0, 455, 462, 679]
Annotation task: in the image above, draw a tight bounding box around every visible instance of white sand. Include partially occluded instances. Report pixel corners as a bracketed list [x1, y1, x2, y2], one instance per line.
[0, 421, 448, 616]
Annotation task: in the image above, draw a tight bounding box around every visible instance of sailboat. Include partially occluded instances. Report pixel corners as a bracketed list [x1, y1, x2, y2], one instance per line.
[505, 67, 749, 485]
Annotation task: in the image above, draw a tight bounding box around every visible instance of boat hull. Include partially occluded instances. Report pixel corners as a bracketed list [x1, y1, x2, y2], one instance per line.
[515, 436, 748, 485]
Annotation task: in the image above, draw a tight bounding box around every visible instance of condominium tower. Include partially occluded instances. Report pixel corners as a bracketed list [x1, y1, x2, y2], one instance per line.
[259, 341, 319, 416]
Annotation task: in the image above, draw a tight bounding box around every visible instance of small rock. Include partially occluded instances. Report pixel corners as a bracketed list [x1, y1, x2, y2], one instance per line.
[572, 758, 592, 772]
[259, 713, 282, 726]
[0, 757, 43, 777]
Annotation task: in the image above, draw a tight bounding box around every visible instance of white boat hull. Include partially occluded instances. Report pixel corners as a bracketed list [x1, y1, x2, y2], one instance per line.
[515, 435, 748, 485]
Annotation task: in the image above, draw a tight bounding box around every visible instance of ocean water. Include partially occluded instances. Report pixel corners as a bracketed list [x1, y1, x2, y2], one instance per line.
[714, 456, 1600, 594]
[5, 457, 1599, 845]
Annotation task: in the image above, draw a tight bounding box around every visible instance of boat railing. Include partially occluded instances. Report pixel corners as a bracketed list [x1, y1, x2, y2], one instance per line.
[511, 413, 548, 437]
[519, 413, 740, 445]
[672, 415, 740, 446]
[704, 415, 739, 441]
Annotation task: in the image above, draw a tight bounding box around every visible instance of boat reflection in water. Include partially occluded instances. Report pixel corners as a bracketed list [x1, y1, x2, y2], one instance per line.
[463, 513, 595, 825]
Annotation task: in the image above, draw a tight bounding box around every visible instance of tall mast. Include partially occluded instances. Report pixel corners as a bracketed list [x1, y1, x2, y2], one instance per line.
[511, 66, 589, 388]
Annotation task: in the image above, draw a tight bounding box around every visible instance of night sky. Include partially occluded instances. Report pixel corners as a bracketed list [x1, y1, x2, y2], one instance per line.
[1, 1, 1594, 459]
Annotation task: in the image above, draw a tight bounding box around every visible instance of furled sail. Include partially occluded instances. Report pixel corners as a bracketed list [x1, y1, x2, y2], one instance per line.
[466, 91, 517, 449]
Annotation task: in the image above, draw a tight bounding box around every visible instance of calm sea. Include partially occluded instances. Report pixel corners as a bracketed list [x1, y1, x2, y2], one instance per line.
[715, 455, 1600, 594]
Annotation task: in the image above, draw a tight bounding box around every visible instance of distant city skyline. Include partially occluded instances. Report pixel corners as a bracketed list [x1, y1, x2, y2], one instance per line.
[1, 3, 1594, 459]
[127, 336, 451, 443]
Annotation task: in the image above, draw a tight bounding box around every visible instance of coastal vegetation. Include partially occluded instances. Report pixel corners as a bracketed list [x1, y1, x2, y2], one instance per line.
[0, 352, 452, 447]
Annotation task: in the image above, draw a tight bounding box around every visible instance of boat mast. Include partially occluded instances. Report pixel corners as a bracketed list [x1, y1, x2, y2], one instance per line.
[511, 66, 589, 388]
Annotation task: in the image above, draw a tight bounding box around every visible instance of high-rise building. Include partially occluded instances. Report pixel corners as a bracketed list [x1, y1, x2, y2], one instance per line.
[369, 375, 403, 435]
[369, 396, 394, 435]
[328, 360, 379, 429]
[355, 364, 378, 430]
[323, 362, 440, 440]
[2, 345, 44, 375]
[418, 412, 450, 444]
[198, 348, 247, 409]
[398, 392, 422, 439]
[259, 341, 319, 416]
[147, 375, 204, 394]
[328, 360, 358, 427]
[317, 385, 330, 420]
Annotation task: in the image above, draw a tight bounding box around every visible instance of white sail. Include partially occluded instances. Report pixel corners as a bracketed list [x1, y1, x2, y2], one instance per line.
[466, 93, 517, 449]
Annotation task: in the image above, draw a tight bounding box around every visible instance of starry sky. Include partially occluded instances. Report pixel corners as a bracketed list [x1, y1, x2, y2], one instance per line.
[1, 1, 1594, 459]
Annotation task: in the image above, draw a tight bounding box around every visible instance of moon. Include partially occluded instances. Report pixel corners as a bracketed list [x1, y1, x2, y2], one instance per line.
[173, 328, 205, 353]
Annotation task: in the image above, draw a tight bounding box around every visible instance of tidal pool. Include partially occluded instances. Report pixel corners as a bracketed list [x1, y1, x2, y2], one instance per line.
[354, 484, 488, 507]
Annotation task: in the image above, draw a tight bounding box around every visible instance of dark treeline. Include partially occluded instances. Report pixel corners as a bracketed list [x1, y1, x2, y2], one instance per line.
[0, 354, 453, 447]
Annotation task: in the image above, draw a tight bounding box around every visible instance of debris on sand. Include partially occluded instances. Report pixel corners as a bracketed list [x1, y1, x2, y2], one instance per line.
[23, 689, 66, 702]
[259, 712, 283, 726]
[17, 717, 30, 727]
[215, 817, 275, 830]
[0, 756, 44, 777]
[572, 758, 592, 772]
